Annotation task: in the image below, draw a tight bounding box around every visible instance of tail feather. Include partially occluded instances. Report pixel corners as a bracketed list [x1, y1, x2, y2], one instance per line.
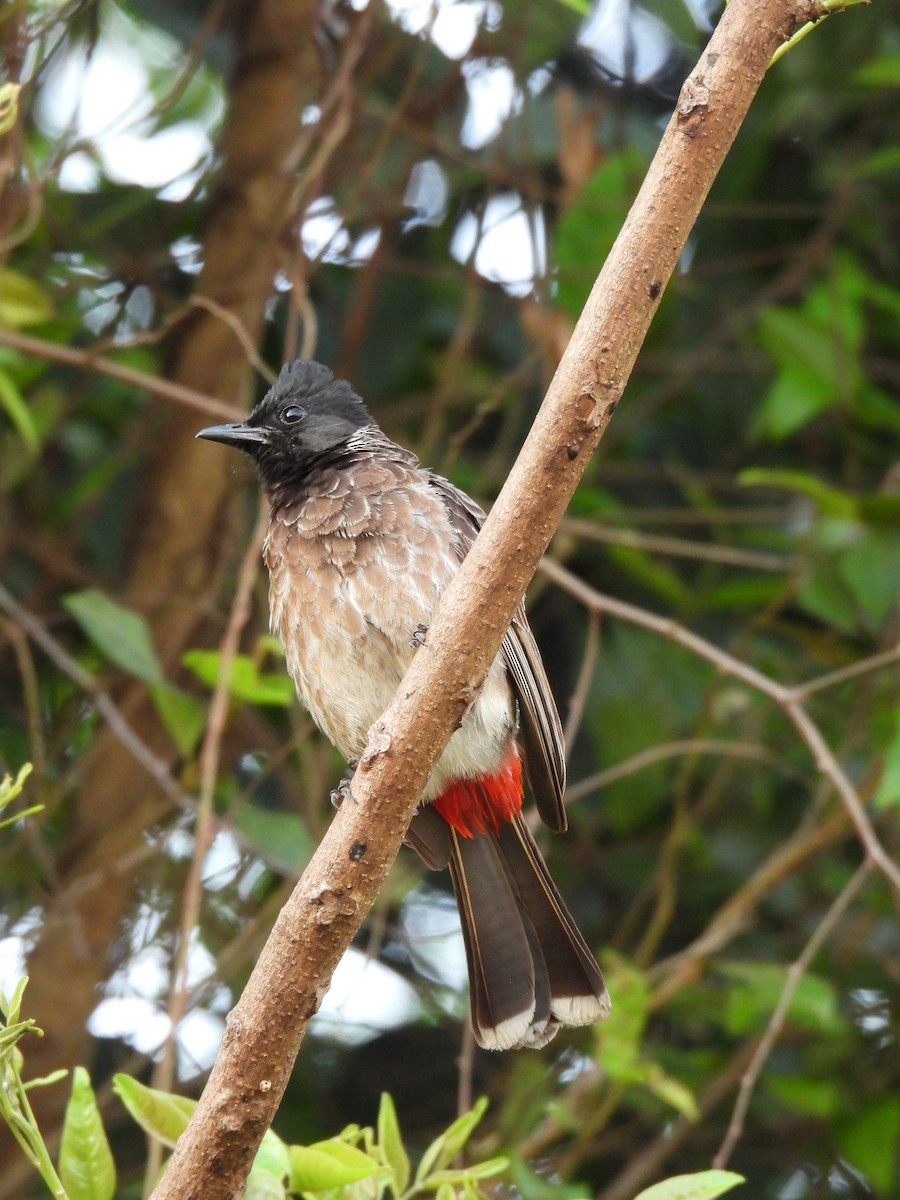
[447, 812, 609, 1050]
[406, 751, 610, 1051]
[498, 815, 610, 1027]
[448, 828, 547, 1050]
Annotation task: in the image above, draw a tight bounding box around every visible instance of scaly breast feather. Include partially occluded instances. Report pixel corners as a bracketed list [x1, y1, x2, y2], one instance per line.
[264, 473, 515, 794]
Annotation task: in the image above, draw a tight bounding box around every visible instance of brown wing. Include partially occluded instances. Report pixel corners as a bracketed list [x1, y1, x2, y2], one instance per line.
[427, 472, 567, 832]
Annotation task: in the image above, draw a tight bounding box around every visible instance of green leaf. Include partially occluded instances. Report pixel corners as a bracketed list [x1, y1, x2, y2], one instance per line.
[0, 975, 29, 1021]
[857, 144, 900, 177]
[235, 806, 311, 873]
[855, 53, 900, 86]
[377, 1091, 410, 1194]
[349, 1180, 388, 1200]
[595, 955, 649, 1077]
[113, 1074, 197, 1147]
[634, 1171, 744, 1200]
[717, 963, 844, 1036]
[754, 363, 835, 441]
[836, 530, 900, 627]
[569, 485, 620, 518]
[425, 1158, 508, 1186]
[554, 150, 645, 319]
[509, 1156, 590, 1200]
[25, 1068, 70, 1090]
[246, 1162, 288, 1200]
[182, 649, 296, 706]
[0, 802, 43, 833]
[256, 1127, 291, 1182]
[605, 543, 689, 609]
[593, 962, 697, 1119]
[415, 1097, 488, 1183]
[857, 384, 900, 436]
[64, 590, 165, 685]
[758, 302, 848, 380]
[753, 263, 866, 442]
[738, 469, 857, 519]
[700, 576, 784, 613]
[150, 683, 207, 756]
[552, 0, 589, 14]
[797, 561, 860, 636]
[0, 268, 54, 329]
[858, 491, 900, 526]
[763, 1074, 840, 1118]
[836, 1095, 900, 1193]
[0, 83, 20, 136]
[875, 708, 900, 809]
[0, 368, 40, 452]
[289, 1138, 383, 1192]
[640, 1064, 699, 1122]
[59, 1067, 116, 1200]
[0, 762, 33, 812]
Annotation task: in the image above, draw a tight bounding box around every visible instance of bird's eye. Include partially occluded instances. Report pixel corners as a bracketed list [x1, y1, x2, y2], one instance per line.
[282, 404, 306, 424]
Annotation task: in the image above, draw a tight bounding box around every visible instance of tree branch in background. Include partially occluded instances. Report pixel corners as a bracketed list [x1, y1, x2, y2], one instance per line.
[713, 860, 873, 1169]
[0, 327, 242, 421]
[144, 503, 269, 1189]
[541, 558, 900, 891]
[0, 584, 195, 816]
[152, 2, 825, 1196]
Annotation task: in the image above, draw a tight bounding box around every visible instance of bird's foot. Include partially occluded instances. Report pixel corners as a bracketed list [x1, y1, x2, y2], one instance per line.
[410, 623, 428, 649]
[330, 760, 359, 810]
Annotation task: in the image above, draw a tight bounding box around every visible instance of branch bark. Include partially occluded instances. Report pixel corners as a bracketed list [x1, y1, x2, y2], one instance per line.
[152, 2, 821, 1196]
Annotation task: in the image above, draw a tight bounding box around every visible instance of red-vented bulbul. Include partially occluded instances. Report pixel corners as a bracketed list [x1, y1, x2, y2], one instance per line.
[197, 360, 609, 1050]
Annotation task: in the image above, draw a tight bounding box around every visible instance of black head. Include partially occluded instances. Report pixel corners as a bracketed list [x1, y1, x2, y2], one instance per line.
[196, 360, 374, 492]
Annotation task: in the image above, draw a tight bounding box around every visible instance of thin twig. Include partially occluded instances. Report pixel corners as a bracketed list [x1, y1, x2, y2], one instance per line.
[145, 502, 267, 1194]
[0, 583, 196, 814]
[566, 738, 802, 803]
[1, 619, 47, 783]
[648, 803, 849, 1000]
[769, 0, 871, 67]
[713, 859, 873, 1168]
[598, 1044, 758, 1200]
[790, 644, 900, 700]
[456, 1021, 477, 1120]
[564, 609, 600, 752]
[540, 558, 900, 893]
[285, 1, 380, 216]
[574, 505, 793, 527]
[189, 297, 278, 384]
[284, 262, 318, 364]
[561, 516, 797, 572]
[0, 328, 241, 420]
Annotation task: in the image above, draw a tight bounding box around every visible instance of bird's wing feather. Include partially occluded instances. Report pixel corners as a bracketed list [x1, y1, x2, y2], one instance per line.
[427, 472, 567, 832]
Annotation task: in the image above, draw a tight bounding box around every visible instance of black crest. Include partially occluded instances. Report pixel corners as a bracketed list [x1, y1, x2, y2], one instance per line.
[196, 360, 375, 495]
[250, 360, 372, 432]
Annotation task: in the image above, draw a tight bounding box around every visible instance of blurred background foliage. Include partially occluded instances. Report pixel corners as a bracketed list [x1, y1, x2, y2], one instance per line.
[0, 0, 898, 1197]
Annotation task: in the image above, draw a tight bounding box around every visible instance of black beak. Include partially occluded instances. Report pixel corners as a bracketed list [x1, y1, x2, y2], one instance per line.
[195, 422, 269, 450]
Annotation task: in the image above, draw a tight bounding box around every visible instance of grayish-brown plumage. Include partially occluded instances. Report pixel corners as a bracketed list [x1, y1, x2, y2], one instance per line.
[197, 360, 610, 1050]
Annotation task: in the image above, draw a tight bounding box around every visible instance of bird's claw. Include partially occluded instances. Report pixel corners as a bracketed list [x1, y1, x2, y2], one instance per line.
[410, 623, 428, 649]
[331, 763, 360, 811]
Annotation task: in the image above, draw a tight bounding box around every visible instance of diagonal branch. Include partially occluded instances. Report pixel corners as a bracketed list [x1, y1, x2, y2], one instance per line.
[151, 3, 834, 1196]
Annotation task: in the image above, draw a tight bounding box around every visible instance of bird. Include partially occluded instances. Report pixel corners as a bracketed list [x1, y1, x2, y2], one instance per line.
[197, 359, 610, 1050]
